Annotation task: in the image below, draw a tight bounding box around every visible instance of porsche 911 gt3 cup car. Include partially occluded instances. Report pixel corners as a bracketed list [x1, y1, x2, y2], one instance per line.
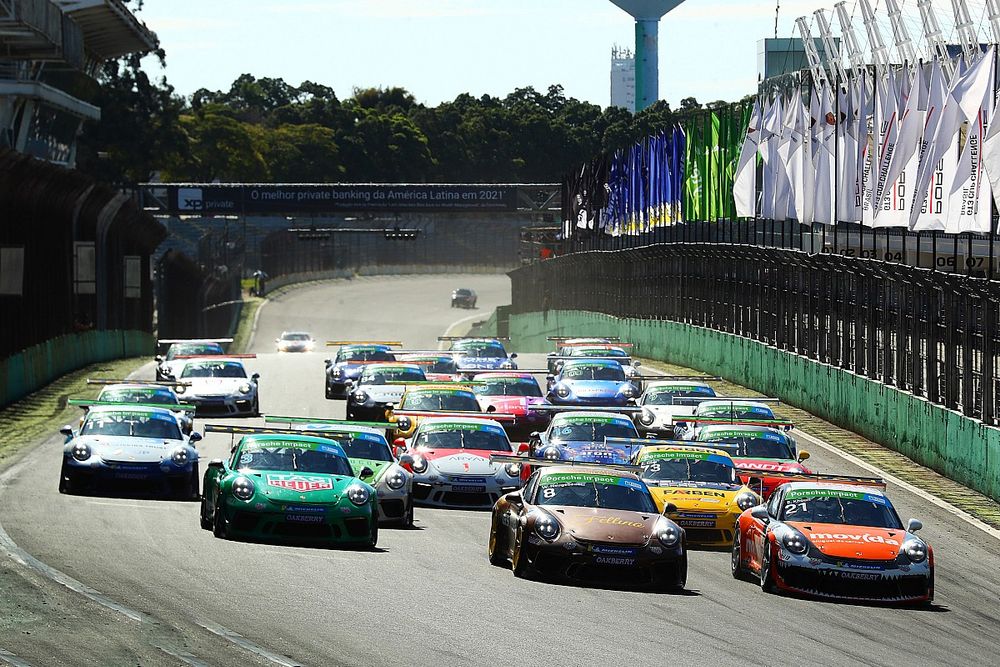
[548, 345, 644, 390]
[447, 338, 518, 372]
[674, 400, 778, 436]
[172, 358, 260, 416]
[545, 337, 622, 374]
[626, 440, 760, 548]
[633, 381, 718, 435]
[472, 372, 551, 439]
[451, 288, 477, 308]
[346, 363, 426, 422]
[88, 382, 195, 434]
[690, 424, 811, 498]
[732, 479, 933, 604]
[398, 417, 523, 508]
[397, 354, 462, 382]
[275, 331, 315, 352]
[546, 359, 639, 406]
[155, 338, 231, 381]
[59, 405, 202, 498]
[324, 343, 398, 399]
[389, 385, 493, 440]
[487, 461, 687, 590]
[200, 430, 378, 547]
[529, 411, 640, 464]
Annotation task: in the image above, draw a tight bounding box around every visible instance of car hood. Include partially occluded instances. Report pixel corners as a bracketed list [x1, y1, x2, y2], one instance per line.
[562, 380, 624, 398]
[251, 472, 357, 504]
[788, 522, 907, 560]
[420, 449, 502, 475]
[359, 385, 405, 403]
[182, 378, 247, 394]
[332, 363, 365, 377]
[349, 458, 391, 484]
[549, 506, 656, 545]
[73, 435, 181, 463]
[733, 458, 805, 473]
[643, 405, 696, 422]
[425, 373, 460, 382]
[649, 483, 742, 510]
[475, 396, 547, 415]
[457, 357, 508, 370]
[559, 442, 632, 464]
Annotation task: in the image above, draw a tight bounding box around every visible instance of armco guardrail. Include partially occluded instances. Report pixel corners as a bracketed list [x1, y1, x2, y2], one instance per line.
[509, 245, 1000, 502]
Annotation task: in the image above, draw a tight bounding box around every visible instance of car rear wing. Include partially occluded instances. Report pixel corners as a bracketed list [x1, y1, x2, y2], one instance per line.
[528, 405, 643, 413]
[668, 397, 781, 405]
[157, 338, 233, 345]
[325, 340, 402, 347]
[555, 342, 634, 349]
[673, 417, 794, 430]
[546, 336, 622, 342]
[205, 424, 365, 440]
[735, 469, 887, 490]
[263, 415, 395, 429]
[172, 354, 257, 360]
[548, 356, 633, 362]
[461, 368, 547, 374]
[68, 399, 194, 412]
[489, 453, 642, 474]
[87, 379, 191, 387]
[391, 410, 517, 422]
[385, 380, 486, 386]
[438, 336, 510, 342]
[634, 374, 721, 381]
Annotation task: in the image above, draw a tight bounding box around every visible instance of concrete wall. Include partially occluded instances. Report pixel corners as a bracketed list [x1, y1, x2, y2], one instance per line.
[510, 309, 1000, 502]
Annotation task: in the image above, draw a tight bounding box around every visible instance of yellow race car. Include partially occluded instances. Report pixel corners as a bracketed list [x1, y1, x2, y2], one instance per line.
[387, 384, 513, 445]
[633, 443, 761, 548]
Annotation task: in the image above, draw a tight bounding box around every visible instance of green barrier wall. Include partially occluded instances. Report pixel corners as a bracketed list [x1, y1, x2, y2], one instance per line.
[511, 309, 1000, 502]
[0, 330, 154, 408]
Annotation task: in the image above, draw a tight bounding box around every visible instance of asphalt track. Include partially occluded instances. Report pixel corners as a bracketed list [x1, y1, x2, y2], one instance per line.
[3, 274, 1000, 666]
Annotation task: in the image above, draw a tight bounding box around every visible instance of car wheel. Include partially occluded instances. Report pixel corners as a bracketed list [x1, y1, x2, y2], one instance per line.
[731, 531, 751, 581]
[250, 398, 260, 417]
[660, 553, 687, 592]
[325, 386, 334, 400]
[188, 464, 200, 500]
[212, 499, 228, 539]
[199, 494, 212, 530]
[488, 513, 509, 567]
[58, 461, 76, 495]
[400, 501, 414, 528]
[759, 541, 777, 593]
[367, 520, 379, 550]
[511, 527, 532, 578]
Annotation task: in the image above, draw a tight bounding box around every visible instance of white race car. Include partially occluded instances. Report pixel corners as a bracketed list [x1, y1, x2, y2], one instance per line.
[633, 380, 719, 435]
[172, 357, 260, 417]
[275, 331, 315, 353]
[346, 363, 426, 422]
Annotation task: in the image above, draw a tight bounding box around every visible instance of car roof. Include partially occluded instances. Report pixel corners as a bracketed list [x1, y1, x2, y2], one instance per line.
[473, 372, 535, 380]
[177, 357, 246, 366]
[698, 400, 771, 409]
[782, 482, 887, 497]
[636, 444, 734, 462]
[99, 383, 173, 392]
[362, 363, 421, 371]
[280, 331, 311, 336]
[302, 423, 387, 437]
[551, 411, 633, 422]
[644, 380, 713, 390]
[241, 433, 347, 450]
[562, 358, 620, 368]
[696, 424, 785, 436]
[85, 404, 176, 416]
[415, 416, 505, 429]
[538, 465, 641, 482]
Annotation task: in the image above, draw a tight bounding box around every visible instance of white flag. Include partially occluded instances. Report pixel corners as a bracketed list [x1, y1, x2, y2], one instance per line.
[786, 94, 813, 222]
[760, 96, 781, 220]
[814, 83, 837, 224]
[946, 49, 995, 233]
[874, 65, 924, 226]
[913, 61, 956, 230]
[837, 79, 861, 222]
[733, 99, 762, 217]
[774, 94, 796, 221]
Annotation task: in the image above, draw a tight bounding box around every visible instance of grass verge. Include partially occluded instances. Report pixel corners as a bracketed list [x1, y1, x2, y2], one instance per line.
[229, 295, 263, 353]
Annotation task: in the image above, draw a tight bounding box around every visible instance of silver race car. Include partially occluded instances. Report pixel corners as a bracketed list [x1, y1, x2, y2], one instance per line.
[171, 357, 260, 417]
[346, 363, 426, 422]
[155, 338, 231, 381]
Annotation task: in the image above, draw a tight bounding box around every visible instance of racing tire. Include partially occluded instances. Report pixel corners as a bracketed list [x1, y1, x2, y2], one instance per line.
[58, 462, 76, 495]
[199, 495, 212, 530]
[658, 553, 688, 593]
[250, 398, 260, 418]
[366, 521, 379, 550]
[212, 499, 228, 540]
[759, 542, 777, 593]
[511, 528, 532, 579]
[488, 514, 509, 567]
[187, 464, 200, 501]
[399, 501, 414, 529]
[731, 531, 752, 581]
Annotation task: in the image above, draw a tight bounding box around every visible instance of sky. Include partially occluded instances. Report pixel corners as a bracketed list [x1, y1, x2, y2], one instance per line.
[134, 0, 826, 109]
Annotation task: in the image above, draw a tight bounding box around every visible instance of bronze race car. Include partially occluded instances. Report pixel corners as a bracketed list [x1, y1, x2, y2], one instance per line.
[487, 458, 687, 591]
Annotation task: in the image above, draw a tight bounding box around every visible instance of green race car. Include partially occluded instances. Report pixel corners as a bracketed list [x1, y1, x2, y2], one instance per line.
[200, 432, 379, 548]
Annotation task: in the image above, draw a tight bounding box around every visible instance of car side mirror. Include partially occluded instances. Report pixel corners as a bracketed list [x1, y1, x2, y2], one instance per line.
[360, 466, 374, 478]
[662, 502, 677, 514]
[506, 491, 523, 506]
[59, 425, 73, 437]
[207, 458, 225, 469]
[324, 358, 332, 365]
[393, 437, 407, 449]
[906, 518, 923, 533]
[529, 431, 540, 441]
[486, 405, 497, 413]
[251, 373, 260, 381]
[155, 355, 164, 362]
[633, 361, 642, 367]
[509, 353, 518, 359]
[398, 453, 414, 466]
[750, 506, 770, 522]
[545, 375, 554, 382]
[516, 443, 530, 454]
[274, 339, 280, 343]
[797, 450, 810, 463]
[189, 432, 203, 443]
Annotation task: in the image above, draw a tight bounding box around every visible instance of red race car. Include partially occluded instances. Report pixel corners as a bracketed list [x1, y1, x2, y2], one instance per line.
[472, 372, 552, 440]
[397, 354, 463, 382]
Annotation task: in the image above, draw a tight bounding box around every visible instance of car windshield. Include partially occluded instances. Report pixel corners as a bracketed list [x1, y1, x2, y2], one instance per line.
[406, 358, 457, 374]
[562, 364, 625, 381]
[535, 473, 657, 512]
[414, 427, 510, 451]
[179, 361, 247, 378]
[236, 444, 354, 475]
[574, 348, 627, 358]
[99, 388, 177, 405]
[81, 412, 181, 440]
[311, 434, 393, 461]
[338, 349, 393, 362]
[639, 457, 737, 484]
[698, 404, 774, 419]
[474, 378, 542, 397]
[781, 491, 902, 529]
[698, 435, 795, 460]
[282, 333, 311, 341]
[401, 392, 479, 411]
[360, 368, 425, 384]
[455, 289, 472, 295]
[642, 387, 717, 405]
[460, 344, 507, 358]
[166, 343, 223, 360]
[550, 421, 637, 443]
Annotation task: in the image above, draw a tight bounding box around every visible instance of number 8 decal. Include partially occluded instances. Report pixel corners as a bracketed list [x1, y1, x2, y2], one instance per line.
[542, 487, 556, 499]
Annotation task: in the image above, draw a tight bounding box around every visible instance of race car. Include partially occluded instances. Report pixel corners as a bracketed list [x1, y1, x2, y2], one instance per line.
[529, 411, 640, 464]
[275, 331, 315, 352]
[447, 338, 518, 372]
[200, 428, 379, 547]
[397, 354, 463, 382]
[399, 417, 524, 508]
[389, 385, 500, 440]
[155, 338, 231, 381]
[546, 359, 639, 406]
[471, 372, 551, 439]
[487, 461, 687, 590]
[324, 343, 398, 399]
[346, 363, 426, 422]
[547, 345, 644, 391]
[691, 424, 811, 498]
[451, 288, 477, 308]
[278, 420, 416, 527]
[633, 381, 718, 436]
[545, 337, 622, 374]
[58, 405, 201, 498]
[732, 479, 933, 604]
[171, 357, 260, 417]
[83, 380, 195, 435]
[674, 400, 779, 436]
[628, 440, 760, 548]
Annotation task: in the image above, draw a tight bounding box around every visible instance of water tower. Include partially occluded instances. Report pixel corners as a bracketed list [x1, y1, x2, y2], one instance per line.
[609, 0, 687, 111]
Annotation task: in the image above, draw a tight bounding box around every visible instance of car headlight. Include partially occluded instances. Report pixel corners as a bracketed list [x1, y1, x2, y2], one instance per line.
[353, 390, 369, 404]
[621, 385, 635, 397]
[734, 492, 759, 511]
[902, 539, 928, 563]
[533, 511, 560, 541]
[542, 446, 562, 460]
[71, 442, 92, 461]
[174, 385, 186, 394]
[170, 447, 191, 466]
[637, 409, 656, 426]
[411, 455, 428, 474]
[346, 484, 370, 506]
[238, 383, 252, 395]
[385, 469, 407, 489]
[504, 462, 521, 477]
[500, 360, 514, 369]
[232, 476, 255, 501]
[555, 385, 570, 398]
[781, 530, 809, 555]
[655, 519, 681, 547]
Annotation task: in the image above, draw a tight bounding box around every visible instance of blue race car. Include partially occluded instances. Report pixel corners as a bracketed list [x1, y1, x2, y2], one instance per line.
[528, 411, 640, 464]
[546, 358, 639, 406]
[450, 338, 518, 372]
[325, 344, 397, 399]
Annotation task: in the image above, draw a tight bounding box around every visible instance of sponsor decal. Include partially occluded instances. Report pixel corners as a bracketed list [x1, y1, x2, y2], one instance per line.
[285, 514, 324, 524]
[246, 439, 346, 454]
[705, 430, 786, 442]
[282, 505, 326, 513]
[452, 485, 487, 493]
[678, 520, 716, 528]
[558, 416, 630, 425]
[590, 545, 638, 556]
[266, 475, 334, 492]
[808, 532, 900, 546]
[583, 516, 645, 528]
[736, 461, 786, 470]
[422, 422, 503, 434]
[594, 556, 636, 565]
[665, 489, 726, 497]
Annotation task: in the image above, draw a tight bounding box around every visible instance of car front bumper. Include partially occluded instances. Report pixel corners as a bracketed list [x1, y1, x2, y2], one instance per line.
[411, 474, 520, 509]
[219, 498, 377, 545]
[64, 458, 194, 493]
[525, 537, 685, 588]
[773, 553, 933, 603]
[183, 394, 256, 416]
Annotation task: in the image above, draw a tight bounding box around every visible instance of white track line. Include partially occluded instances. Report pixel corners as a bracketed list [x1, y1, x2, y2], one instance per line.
[245, 296, 271, 352]
[154, 644, 210, 667]
[641, 360, 1000, 541]
[438, 312, 488, 350]
[197, 621, 303, 667]
[0, 649, 33, 667]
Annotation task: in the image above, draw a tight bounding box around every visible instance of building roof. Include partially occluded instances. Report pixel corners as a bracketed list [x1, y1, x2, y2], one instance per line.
[53, 0, 157, 60]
